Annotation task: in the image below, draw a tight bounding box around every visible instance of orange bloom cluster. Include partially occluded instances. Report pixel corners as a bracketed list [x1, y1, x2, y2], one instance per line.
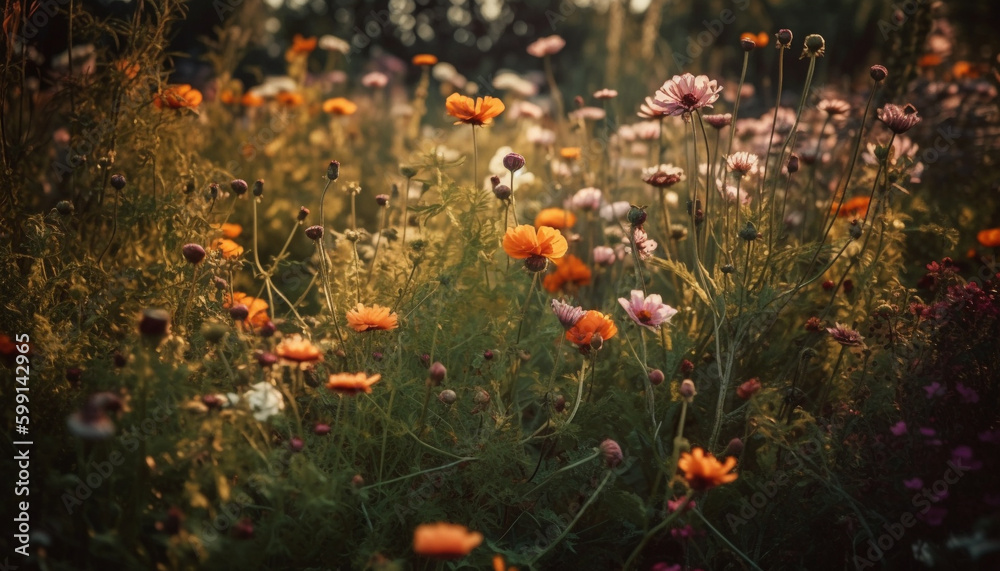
[322, 97, 358, 115]
[565, 310, 617, 348]
[412, 522, 482, 559]
[275, 335, 322, 363]
[678, 447, 738, 491]
[346, 303, 398, 332]
[224, 292, 269, 329]
[534, 208, 576, 230]
[153, 84, 202, 110]
[325, 372, 381, 396]
[210, 238, 243, 259]
[543, 255, 591, 293]
[445, 93, 505, 126]
[833, 196, 870, 218]
[977, 228, 1000, 248]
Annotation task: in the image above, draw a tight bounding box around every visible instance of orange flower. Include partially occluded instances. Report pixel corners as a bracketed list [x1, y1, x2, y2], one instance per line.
[275, 334, 323, 363]
[325, 372, 381, 395]
[412, 522, 483, 559]
[502, 225, 568, 262]
[559, 147, 581, 160]
[287, 34, 317, 56]
[219, 89, 238, 105]
[224, 292, 270, 328]
[677, 447, 738, 491]
[210, 238, 244, 259]
[952, 60, 981, 80]
[211, 222, 243, 239]
[322, 97, 358, 115]
[275, 91, 304, 107]
[977, 228, 1000, 248]
[445, 93, 505, 126]
[115, 59, 140, 79]
[534, 207, 576, 230]
[917, 53, 943, 68]
[241, 92, 264, 107]
[833, 196, 870, 219]
[412, 54, 438, 66]
[153, 84, 202, 110]
[543, 255, 591, 293]
[565, 310, 617, 347]
[346, 303, 398, 332]
[493, 554, 518, 571]
[740, 32, 769, 48]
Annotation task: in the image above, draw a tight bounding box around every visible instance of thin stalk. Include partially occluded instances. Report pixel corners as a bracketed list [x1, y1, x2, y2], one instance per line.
[529, 470, 613, 565]
[759, 44, 787, 217]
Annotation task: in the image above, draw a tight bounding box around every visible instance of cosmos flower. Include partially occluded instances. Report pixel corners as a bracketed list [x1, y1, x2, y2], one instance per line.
[412, 54, 438, 66]
[678, 448, 738, 491]
[412, 522, 483, 559]
[827, 323, 865, 347]
[210, 238, 244, 259]
[346, 303, 399, 332]
[534, 207, 577, 229]
[551, 299, 585, 329]
[651, 73, 722, 116]
[565, 310, 617, 348]
[275, 334, 323, 363]
[322, 97, 358, 115]
[153, 84, 202, 110]
[325, 372, 381, 396]
[642, 164, 685, 188]
[726, 152, 760, 176]
[833, 196, 871, 218]
[526, 35, 566, 57]
[445, 93, 505, 126]
[624, 227, 657, 260]
[503, 225, 568, 271]
[241, 382, 286, 422]
[877, 103, 922, 134]
[617, 290, 678, 331]
[543, 255, 592, 293]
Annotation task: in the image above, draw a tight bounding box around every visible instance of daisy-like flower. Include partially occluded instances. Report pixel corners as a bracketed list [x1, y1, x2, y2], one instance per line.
[624, 227, 657, 260]
[565, 310, 618, 348]
[413, 522, 483, 559]
[241, 382, 286, 422]
[346, 303, 399, 332]
[445, 93, 505, 126]
[534, 207, 577, 229]
[833, 196, 870, 218]
[570, 187, 603, 212]
[638, 96, 669, 119]
[543, 255, 592, 294]
[818, 99, 850, 117]
[651, 73, 723, 117]
[502, 225, 568, 271]
[593, 88, 618, 99]
[719, 183, 752, 206]
[325, 372, 381, 396]
[153, 84, 202, 110]
[322, 97, 358, 115]
[642, 164, 685, 188]
[275, 334, 323, 363]
[569, 106, 606, 121]
[275, 91, 304, 107]
[526, 35, 566, 57]
[361, 71, 388, 88]
[977, 228, 1000, 248]
[877, 103, 921, 134]
[677, 447, 738, 491]
[210, 238, 244, 259]
[618, 290, 678, 331]
[551, 299, 585, 329]
[703, 113, 733, 129]
[826, 323, 866, 347]
[726, 151, 760, 176]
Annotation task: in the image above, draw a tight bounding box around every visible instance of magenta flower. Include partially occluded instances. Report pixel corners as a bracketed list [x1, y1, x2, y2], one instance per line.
[651, 73, 723, 117]
[889, 421, 907, 436]
[618, 290, 678, 331]
[903, 477, 923, 490]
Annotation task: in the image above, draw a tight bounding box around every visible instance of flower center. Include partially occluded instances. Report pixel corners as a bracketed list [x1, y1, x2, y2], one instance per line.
[636, 310, 653, 323]
[681, 93, 700, 108]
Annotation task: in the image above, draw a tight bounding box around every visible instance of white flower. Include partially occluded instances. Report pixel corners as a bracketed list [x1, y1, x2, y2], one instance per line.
[242, 382, 285, 421]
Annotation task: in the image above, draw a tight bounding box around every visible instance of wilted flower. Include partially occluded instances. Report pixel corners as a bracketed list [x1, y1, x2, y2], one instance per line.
[827, 323, 865, 347]
[651, 73, 722, 116]
[642, 164, 685, 188]
[618, 290, 678, 331]
[551, 299, 585, 329]
[801, 34, 826, 59]
[877, 103, 921, 134]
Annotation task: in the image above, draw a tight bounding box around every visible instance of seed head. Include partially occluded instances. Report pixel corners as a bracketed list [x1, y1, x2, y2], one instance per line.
[775, 29, 793, 48]
[110, 173, 127, 191]
[56, 200, 74, 215]
[740, 37, 757, 52]
[230, 179, 248, 196]
[801, 34, 825, 59]
[252, 179, 264, 197]
[738, 221, 759, 241]
[870, 65, 888, 82]
[438, 389, 457, 405]
[298, 206, 309, 221]
[326, 160, 340, 181]
[305, 225, 324, 241]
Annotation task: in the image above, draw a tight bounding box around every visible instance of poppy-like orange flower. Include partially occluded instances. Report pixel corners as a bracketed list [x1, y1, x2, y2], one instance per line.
[115, 59, 140, 79]
[977, 228, 1000, 248]
[412, 54, 438, 66]
[493, 554, 518, 571]
[534, 207, 577, 230]
[153, 84, 202, 110]
[740, 31, 770, 48]
[833, 196, 870, 219]
[211, 222, 243, 239]
[325, 372, 381, 396]
[210, 238, 244, 259]
[917, 53, 943, 68]
[287, 34, 317, 56]
[565, 310, 617, 347]
[224, 292, 270, 329]
[952, 61, 982, 80]
[322, 97, 358, 115]
[275, 91, 304, 107]
[543, 255, 591, 293]
[445, 93, 505, 126]
[241, 92, 265, 107]
[346, 303, 399, 332]
[559, 147, 581, 160]
[677, 447, 738, 491]
[275, 334, 323, 363]
[219, 90, 238, 105]
[413, 522, 483, 559]
[502, 225, 568, 262]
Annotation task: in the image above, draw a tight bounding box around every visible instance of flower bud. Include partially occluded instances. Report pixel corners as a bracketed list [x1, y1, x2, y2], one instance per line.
[483, 349, 494, 360]
[305, 225, 324, 240]
[600, 439, 624, 468]
[139, 308, 170, 338]
[648, 369, 665, 386]
[775, 29, 793, 48]
[738, 221, 759, 241]
[375, 194, 389, 206]
[252, 179, 264, 197]
[724, 437, 744, 457]
[438, 389, 457, 405]
[230, 179, 248, 196]
[801, 34, 825, 59]
[627, 205, 647, 226]
[787, 154, 800, 174]
[234, 518, 254, 539]
[721, 264, 735, 274]
[182, 243, 206, 264]
[288, 437, 304, 452]
[740, 37, 757, 52]
[680, 379, 696, 402]
[428, 362, 447, 384]
[256, 351, 278, 367]
[56, 200, 74, 215]
[209, 182, 220, 199]
[229, 304, 249, 321]
[553, 394, 566, 412]
[399, 165, 418, 178]
[473, 388, 490, 405]
[680, 359, 694, 375]
[298, 207, 310, 221]
[326, 160, 340, 181]
[493, 184, 512, 200]
[313, 423, 331, 436]
[66, 367, 82, 386]
[870, 65, 888, 82]
[110, 173, 127, 191]
[213, 276, 228, 290]
[737, 378, 762, 399]
[849, 220, 863, 240]
[201, 322, 227, 344]
[503, 152, 525, 172]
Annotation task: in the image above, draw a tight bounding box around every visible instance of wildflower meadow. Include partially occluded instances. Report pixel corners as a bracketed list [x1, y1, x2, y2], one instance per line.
[1, 0, 999, 569]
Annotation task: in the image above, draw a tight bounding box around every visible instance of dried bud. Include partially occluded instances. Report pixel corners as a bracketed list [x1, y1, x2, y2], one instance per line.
[139, 308, 170, 339]
[213, 276, 228, 290]
[721, 264, 735, 274]
[490, 174, 501, 189]
[787, 154, 800, 174]
[600, 439, 624, 468]
[375, 194, 389, 206]
[182, 243, 206, 264]
[869, 65, 888, 82]
[110, 173, 127, 191]
[297, 206, 309, 221]
[775, 29, 793, 48]
[843, 279, 854, 294]
[428, 362, 447, 384]
[849, 220, 863, 240]
[345, 230, 360, 242]
[740, 37, 757, 52]
[473, 388, 490, 405]
[503, 152, 525, 172]
[229, 304, 249, 321]
[627, 205, 647, 226]
[493, 184, 512, 201]
[438, 389, 457, 405]
[209, 182, 220, 199]
[56, 200, 74, 215]
[805, 316, 822, 331]
[680, 379, 697, 402]
[252, 179, 264, 197]
[680, 359, 695, 375]
[399, 165, 418, 178]
[738, 221, 759, 241]
[648, 369, 665, 386]
[326, 160, 340, 181]
[305, 225, 324, 241]
[801, 34, 825, 59]
[230, 179, 248, 196]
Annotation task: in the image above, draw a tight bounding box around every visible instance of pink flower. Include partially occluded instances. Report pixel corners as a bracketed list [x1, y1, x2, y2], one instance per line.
[638, 96, 669, 119]
[570, 187, 603, 212]
[361, 71, 389, 88]
[551, 299, 585, 330]
[618, 290, 678, 331]
[625, 227, 657, 260]
[526, 35, 566, 57]
[593, 88, 618, 99]
[642, 164, 685, 188]
[956, 382, 979, 403]
[889, 421, 907, 436]
[569, 106, 606, 121]
[726, 151, 760, 176]
[593, 246, 618, 266]
[877, 103, 921, 134]
[924, 382, 945, 398]
[651, 73, 723, 116]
